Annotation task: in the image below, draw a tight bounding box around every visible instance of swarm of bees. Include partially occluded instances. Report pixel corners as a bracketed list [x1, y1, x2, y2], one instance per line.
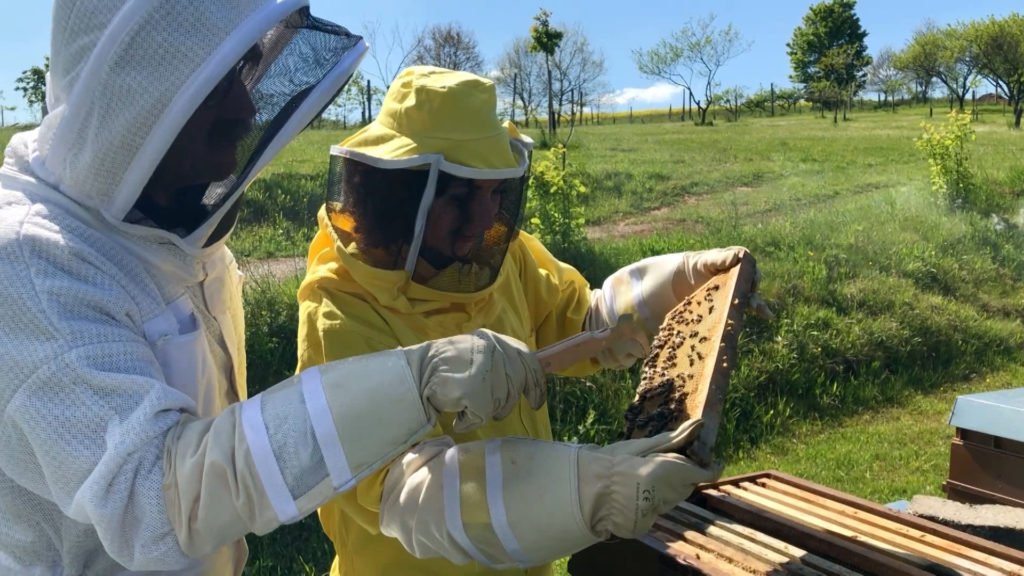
[621, 257, 756, 465]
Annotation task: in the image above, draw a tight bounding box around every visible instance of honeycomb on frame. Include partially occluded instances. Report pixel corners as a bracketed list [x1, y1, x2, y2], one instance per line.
[622, 253, 758, 467]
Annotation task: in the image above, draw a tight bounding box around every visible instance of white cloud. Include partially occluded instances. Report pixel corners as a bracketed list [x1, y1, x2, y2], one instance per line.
[601, 82, 684, 107]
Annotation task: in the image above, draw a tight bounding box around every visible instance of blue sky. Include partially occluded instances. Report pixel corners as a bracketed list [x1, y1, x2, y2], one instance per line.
[2, 0, 1020, 124]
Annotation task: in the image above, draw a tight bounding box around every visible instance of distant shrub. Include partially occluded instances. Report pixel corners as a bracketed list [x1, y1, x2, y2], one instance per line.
[915, 111, 976, 208]
[524, 144, 588, 253]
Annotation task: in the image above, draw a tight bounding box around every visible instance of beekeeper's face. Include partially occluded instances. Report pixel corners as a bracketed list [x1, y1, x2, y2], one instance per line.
[154, 47, 261, 195]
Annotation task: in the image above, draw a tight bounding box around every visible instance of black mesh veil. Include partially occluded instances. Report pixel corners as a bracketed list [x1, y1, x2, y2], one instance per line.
[326, 145, 530, 293]
[129, 8, 363, 246]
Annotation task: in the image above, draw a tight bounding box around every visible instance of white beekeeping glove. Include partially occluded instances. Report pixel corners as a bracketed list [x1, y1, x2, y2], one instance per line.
[402, 328, 547, 433]
[379, 418, 718, 569]
[587, 246, 772, 369]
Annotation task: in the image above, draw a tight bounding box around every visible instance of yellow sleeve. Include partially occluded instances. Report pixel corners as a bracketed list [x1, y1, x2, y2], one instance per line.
[514, 231, 601, 377]
[297, 284, 446, 540]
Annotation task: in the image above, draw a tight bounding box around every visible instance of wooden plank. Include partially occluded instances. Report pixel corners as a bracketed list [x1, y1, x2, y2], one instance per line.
[655, 514, 799, 575]
[659, 509, 828, 575]
[646, 532, 765, 576]
[758, 478, 1024, 575]
[738, 482, 1000, 576]
[759, 471, 1024, 564]
[702, 488, 936, 576]
[673, 502, 863, 576]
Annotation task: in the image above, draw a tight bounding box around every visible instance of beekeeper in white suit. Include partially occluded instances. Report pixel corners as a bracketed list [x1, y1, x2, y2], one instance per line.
[0, 1, 548, 574]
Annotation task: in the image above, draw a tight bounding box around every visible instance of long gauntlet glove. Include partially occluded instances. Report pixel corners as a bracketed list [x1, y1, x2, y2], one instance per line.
[379, 418, 718, 569]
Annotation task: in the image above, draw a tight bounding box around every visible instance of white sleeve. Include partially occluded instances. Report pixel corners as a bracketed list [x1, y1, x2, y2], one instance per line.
[3, 344, 433, 570]
[379, 437, 602, 569]
[163, 353, 434, 559]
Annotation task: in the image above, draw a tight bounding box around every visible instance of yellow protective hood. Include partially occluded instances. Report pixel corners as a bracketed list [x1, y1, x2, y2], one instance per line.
[338, 66, 529, 170]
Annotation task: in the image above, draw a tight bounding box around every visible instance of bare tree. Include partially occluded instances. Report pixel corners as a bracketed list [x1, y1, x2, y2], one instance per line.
[360, 18, 425, 87]
[551, 25, 606, 126]
[866, 46, 908, 111]
[494, 37, 545, 126]
[409, 22, 484, 74]
[633, 14, 751, 125]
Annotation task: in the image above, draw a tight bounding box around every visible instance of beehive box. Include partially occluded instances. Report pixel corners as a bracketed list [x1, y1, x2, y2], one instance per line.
[568, 471, 1024, 575]
[622, 254, 757, 465]
[944, 388, 1024, 508]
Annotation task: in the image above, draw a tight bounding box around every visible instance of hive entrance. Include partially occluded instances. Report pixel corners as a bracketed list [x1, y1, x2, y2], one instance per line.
[622, 254, 757, 466]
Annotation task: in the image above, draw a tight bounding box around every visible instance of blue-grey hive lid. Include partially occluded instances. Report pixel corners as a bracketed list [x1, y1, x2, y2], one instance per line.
[949, 387, 1024, 443]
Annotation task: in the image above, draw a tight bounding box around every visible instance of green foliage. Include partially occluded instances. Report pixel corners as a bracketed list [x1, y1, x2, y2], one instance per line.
[895, 22, 976, 109]
[914, 110, 976, 207]
[966, 12, 1024, 128]
[528, 8, 564, 57]
[14, 57, 49, 119]
[633, 14, 750, 126]
[787, 0, 871, 99]
[524, 145, 588, 252]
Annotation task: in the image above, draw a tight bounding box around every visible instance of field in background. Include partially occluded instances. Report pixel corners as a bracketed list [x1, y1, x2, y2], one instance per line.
[4, 106, 1024, 575]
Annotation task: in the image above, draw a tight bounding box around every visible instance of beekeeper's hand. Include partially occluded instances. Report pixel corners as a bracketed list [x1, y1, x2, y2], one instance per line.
[585, 247, 772, 369]
[378, 418, 718, 568]
[401, 328, 546, 433]
[577, 417, 718, 539]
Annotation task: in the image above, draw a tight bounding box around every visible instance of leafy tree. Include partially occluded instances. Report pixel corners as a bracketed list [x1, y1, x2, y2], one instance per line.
[866, 46, 908, 111]
[409, 22, 484, 74]
[967, 13, 1024, 129]
[895, 21, 976, 111]
[717, 86, 746, 121]
[775, 86, 805, 112]
[15, 56, 49, 120]
[529, 8, 564, 140]
[633, 14, 751, 125]
[787, 0, 871, 115]
[743, 88, 772, 116]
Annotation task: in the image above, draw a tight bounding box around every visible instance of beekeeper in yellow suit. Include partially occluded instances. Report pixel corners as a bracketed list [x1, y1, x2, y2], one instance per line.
[297, 65, 772, 575]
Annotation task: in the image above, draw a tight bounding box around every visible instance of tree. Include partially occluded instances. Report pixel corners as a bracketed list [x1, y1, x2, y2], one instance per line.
[895, 21, 977, 111]
[775, 86, 805, 112]
[409, 22, 484, 74]
[866, 46, 908, 111]
[360, 19, 425, 87]
[529, 8, 564, 139]
[0, 91, 15, 127]
[967, 13, 1024, 129]
[326, 70, 375, 128]
[717, 86, 746, 121]
[633, 14, 751, 125]
[787, 0, 871, 116]
[15, 56, 49, 121]
[495, 37, 545, 126]
[550, 26, 606, 128]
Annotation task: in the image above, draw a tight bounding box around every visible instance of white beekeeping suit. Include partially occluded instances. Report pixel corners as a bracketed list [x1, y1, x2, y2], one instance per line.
[0, 1, 546, 574]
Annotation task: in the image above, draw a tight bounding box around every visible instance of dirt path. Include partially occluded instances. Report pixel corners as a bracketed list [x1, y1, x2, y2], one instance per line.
[240, 256, 306, 281]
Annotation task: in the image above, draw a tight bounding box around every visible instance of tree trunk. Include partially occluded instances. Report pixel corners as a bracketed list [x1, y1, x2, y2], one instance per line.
[511, 74, 518, 125]
[1015, 101, 1022, 129]
[545, 56, 556, 139]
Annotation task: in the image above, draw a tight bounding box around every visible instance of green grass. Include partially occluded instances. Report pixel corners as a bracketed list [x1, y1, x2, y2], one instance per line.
[235, 106, 1024, 575]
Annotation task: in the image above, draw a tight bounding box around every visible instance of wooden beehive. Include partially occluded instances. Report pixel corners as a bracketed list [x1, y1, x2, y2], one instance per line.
[622, 253, 757, 465]
[568, 471, 1024, 575]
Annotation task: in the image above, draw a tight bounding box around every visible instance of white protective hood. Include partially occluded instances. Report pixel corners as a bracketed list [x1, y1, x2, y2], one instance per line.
[7, 0, 366, 254]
